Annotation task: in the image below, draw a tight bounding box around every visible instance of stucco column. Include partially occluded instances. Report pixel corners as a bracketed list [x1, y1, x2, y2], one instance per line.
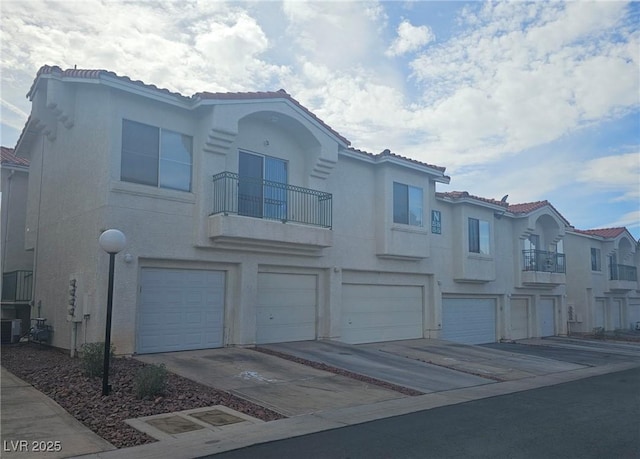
[324, 266, 342, 340]
[427, 278, 442, 339]
[558, 294, 568, 336]
[234, 261, 258, 345]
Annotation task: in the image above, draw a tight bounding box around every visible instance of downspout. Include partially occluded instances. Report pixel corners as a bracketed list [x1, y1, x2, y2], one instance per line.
[30, 135, 46, 321]
[2, 169, 15, 271]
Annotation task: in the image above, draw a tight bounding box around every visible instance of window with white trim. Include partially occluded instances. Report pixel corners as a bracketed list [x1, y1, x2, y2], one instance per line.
[121, 119, 192, 191]
[591, 248, 601, 271]
[393, 182, 423, 226]
[469, 217, 490, 254]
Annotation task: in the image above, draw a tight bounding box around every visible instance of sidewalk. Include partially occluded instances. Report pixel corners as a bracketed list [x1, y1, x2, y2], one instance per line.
[0, 367, 115, 459]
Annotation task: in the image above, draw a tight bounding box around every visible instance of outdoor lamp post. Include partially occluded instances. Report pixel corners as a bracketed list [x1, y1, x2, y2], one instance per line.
[98, 229, 126, 396]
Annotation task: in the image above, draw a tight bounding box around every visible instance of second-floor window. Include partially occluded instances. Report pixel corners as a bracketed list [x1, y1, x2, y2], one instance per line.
[121, 119, 192, 191]
[393, 182, 423, 226]
[469, 218, 490, 254]
[591, 248, 601, 271]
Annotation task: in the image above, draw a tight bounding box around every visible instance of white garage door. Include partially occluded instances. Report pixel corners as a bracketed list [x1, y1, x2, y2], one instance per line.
[628, 303, 640, 330]
[256, 273, 317, 344]
[609, 300, 622, 330]
[441, 298, 496, 345]
[539, 298, 555, 337]
[341, 284, 423, 344]
[137, 268, 225, 354]
[594, 299, 605, 329]
[510, 298, 529, 340]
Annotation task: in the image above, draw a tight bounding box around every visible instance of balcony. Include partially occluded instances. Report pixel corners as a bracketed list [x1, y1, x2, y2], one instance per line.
[608, 264, 638, 291]
[208, 172, 333, 255]
[521, 250, 566, 286]
[2, 271, 33, 303]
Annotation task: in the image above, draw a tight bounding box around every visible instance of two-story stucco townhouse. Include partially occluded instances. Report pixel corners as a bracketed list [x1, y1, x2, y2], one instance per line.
[11, 65, 639, 355]
[564, 227, 640, 333]
[15, 65, 458, 355]
[431, 194, 572, 343]
[1, 147, 33, 337]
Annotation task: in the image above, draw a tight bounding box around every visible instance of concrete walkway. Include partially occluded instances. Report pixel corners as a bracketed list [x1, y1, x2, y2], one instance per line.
[0, 367, 115, 459]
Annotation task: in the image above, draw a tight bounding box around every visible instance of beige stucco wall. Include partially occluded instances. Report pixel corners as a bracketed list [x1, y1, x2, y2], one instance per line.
[21, 75, 617, 354]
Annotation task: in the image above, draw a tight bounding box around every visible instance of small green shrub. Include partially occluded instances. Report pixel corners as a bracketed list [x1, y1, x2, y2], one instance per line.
[134, 363, 168, 399]
[80, 342, 115, 377]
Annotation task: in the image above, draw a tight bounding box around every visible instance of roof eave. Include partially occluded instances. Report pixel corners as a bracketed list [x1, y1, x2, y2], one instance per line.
[340, 148, 449, 180]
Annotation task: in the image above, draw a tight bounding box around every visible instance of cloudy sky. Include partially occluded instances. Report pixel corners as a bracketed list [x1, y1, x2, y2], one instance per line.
[2, 1, 639, 237]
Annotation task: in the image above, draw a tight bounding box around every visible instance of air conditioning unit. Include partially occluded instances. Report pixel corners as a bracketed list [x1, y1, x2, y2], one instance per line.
[0, 319, 21, 344]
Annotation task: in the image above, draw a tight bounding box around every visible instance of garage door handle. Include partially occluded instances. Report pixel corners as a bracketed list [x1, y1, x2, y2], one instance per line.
[269, 315, 273, 320]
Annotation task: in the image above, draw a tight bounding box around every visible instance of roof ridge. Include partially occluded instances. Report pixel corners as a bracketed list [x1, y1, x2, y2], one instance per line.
[347, 147, 447, 173]
[436, 190, 508, 207]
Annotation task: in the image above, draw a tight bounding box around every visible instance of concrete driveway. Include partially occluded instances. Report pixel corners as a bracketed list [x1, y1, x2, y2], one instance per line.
[263, 340, 493, 390]
[264, 338, 587, 383]
[135, 348, 405, 417]
[135, 337, 603, 419]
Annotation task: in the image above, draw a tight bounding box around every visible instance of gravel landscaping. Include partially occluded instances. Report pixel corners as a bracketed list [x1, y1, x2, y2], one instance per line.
[1, 343, 285, 448]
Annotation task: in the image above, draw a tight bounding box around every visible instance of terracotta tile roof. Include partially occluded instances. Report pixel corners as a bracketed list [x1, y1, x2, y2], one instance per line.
[348, 147, 447, 173]
[573, 227, 627, 239]
[28, 66, 349, 146]
[436, 191, 508, 208]
[197, 89, 350, 146]
[27, 65, 188, 100]
[1, 146, 29, 167]
[508, 200, 571, 225]
[507, 201, 549, 214]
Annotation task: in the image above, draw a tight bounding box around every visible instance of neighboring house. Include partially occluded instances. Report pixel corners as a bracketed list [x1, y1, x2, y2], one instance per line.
[432, 194, 570, 343]
[1, 147, 33, 334]
[11, 65, 640, 355]
[564, 228, 639, 333]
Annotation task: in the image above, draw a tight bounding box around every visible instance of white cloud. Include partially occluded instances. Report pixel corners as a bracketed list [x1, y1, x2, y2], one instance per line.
[607, 210, 640, 232]
[282, 1, 387, 71]
[577, 152, 640, 201]
[386, 20, 434, 57]
[406, 1, 638, 168]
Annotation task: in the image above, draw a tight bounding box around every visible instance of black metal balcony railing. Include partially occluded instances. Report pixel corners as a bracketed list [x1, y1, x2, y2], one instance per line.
[2, 270, 33, 302]
[522, 250, 566, 273]
[212, 172, 332, 229]
[609, 264, 637, 282]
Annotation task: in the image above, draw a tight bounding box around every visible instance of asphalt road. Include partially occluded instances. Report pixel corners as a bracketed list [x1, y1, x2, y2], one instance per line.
[201, 367, 640, 459]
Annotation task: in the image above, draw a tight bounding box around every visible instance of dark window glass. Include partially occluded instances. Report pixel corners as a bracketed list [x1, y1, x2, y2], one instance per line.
[469, 218, 480, 252]
[121, 120, 159, 186]
[393, 182, 409, 224]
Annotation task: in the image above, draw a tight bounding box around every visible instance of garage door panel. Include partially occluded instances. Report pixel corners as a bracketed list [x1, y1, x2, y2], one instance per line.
[341, 284, 423, 344]
[256, 273, 317, 344]
[137, 269, 225, 354]
[539, 299, 555, 337]
[441, 298, 496, 345]
[510, 298, 529, 340]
